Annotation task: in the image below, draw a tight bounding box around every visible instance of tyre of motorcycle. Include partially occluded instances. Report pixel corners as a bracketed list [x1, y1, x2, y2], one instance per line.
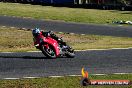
[66, 50, 75, 58]
[65, 46, 75, 58]
[41, 44, 57, 59]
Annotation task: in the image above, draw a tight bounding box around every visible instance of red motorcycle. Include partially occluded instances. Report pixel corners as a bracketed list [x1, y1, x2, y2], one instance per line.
[33, 32, 75, 59]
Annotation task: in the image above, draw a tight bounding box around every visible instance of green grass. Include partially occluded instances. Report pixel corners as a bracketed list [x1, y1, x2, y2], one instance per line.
[1, 26, 132, 52]
[0, 27, 34, 52]
[0, 2, 132, 24]
[0, 74, 132, 88]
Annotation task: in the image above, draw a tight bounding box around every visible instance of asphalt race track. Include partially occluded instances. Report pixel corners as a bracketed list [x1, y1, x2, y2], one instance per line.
[0, 49, 132, 78]
[0, 16, 132, 78]
[0, 16, 132, 37]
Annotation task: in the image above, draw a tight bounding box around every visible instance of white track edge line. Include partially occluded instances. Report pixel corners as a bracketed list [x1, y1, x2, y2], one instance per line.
[2, 73, 132, 79]
[25, 47, 132, 52]
[113, 73, 132, 75]
[91, 74, 106, 76]
[49, 76, 64, 78]
[75, 47, 132, 51]
[68, 75, 82, 77]
[23, 77, 40, 79]
[3, 78, 20, 80]
[0, 52, 14, 53]
[1, 47, 132, 53]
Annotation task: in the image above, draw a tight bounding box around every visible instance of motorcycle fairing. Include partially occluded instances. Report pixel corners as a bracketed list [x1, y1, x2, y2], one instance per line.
[43, 37, 60, 57]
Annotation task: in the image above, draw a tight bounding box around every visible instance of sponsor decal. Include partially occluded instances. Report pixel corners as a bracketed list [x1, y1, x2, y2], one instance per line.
[81, 67, 132, 86]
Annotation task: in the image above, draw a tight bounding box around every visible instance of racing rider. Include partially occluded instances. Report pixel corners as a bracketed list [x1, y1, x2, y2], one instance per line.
[32, 28, 66, 49]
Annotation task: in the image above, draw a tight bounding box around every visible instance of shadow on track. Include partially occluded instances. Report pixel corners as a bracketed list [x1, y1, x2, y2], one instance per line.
[0, 56, 52, 59]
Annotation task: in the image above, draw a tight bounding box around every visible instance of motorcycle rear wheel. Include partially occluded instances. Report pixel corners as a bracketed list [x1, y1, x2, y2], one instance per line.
[65, 46, 75, 58]
[66, 51, 75, 58]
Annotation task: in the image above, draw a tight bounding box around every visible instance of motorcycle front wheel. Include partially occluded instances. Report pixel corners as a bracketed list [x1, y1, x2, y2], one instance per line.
[41, 44, 57, 59]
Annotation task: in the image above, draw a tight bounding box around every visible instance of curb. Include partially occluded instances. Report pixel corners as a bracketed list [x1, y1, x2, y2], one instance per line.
[2, 73, 132, 80]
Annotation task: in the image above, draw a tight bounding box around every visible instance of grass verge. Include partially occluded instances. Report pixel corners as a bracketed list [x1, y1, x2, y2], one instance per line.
[0, 74, 132, 88]
[0, 2, 132, 25]
[0, 26, 132, 52]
